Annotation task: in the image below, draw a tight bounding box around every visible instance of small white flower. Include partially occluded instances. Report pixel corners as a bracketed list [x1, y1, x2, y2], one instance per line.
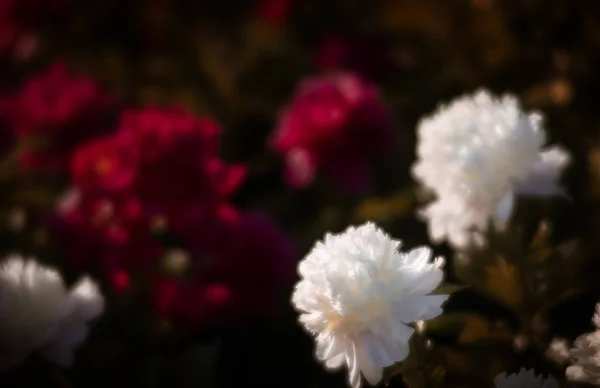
[291, 222, 448, 388]
[0, 255, 104, 370]
[566, 303, 600, 385]
[412, 89, 570, 248]
[494, 368, 558, 388]
[545, 337, 571, 365]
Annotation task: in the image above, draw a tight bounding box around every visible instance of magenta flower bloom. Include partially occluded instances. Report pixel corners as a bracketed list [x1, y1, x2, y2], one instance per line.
[118, 107, 246, 211]
[71, 131, 139, 195]
[56, 106, 248, 293]
[52, 190, 163, 278]
[270, 72, 394, 193]
[1, 62, 115, 171]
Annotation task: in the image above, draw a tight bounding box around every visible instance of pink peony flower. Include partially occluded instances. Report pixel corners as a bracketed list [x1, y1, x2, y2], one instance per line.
[270, 72, 394, 192]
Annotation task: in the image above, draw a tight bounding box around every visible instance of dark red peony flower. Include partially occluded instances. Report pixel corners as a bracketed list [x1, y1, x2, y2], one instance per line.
[3, 62, 115, 171]
[153, 277, 233, 328]
[71, 131, 138, 195]
[270, 72, 394, 192]
[153, 207, 297, 327]
[210, 210, 297, 316]
[118, 107, 246, 213]
[53, 189, 163, 277]
[60, 106, 248, 294]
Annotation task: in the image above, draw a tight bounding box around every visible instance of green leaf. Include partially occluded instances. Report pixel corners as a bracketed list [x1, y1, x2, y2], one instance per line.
[432, 283, 468, 295]
[453, 252, 526, 313]
[424, 313, 514, 344]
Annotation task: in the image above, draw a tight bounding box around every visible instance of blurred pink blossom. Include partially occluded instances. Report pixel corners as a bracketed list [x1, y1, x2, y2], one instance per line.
[270, 72, 394, 192]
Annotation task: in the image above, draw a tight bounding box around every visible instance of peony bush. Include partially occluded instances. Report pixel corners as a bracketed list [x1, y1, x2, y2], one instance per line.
[1, 1, 600, 388]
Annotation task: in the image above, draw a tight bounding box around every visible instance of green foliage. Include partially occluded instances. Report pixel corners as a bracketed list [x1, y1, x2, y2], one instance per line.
[386, 332, 512, 388]
[453, 213, 591, 346]
[386, 196, 595, 387]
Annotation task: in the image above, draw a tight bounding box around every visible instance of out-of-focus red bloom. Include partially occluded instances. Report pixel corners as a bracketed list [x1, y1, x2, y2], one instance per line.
[256, 0, 291, 25]
[109, 268, 131, 294]
[153, 278, 233, 328]
[71, 131, 138, 195]
[2, 62, 115, 171]
[53, 189, 163, 274]
[118, 107, 246, 211]
[68, 106, 246, 216]
[170, 202, 239, 255]
[270, 72, 394, 192]
[153, 208, 298, 327]
[59, 106, 247, 293]
[315, 34, 396, 81]
[211, 210, 297, 315]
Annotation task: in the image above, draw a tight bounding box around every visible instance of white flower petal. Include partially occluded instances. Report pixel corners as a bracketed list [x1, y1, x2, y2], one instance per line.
[0, 255, 104, 371]
[565, 302, 600, 385]
[360, 364, 383, 386]
[325, 353, 345, 370]
[67, 276, 104, 321]
[360, 331, 408, 368]
[493, 190, 515, 227]
[393, 295, 449, 323]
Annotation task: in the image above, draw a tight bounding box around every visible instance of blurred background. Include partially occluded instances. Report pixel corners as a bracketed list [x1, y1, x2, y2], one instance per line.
[1, 0, 600, 387]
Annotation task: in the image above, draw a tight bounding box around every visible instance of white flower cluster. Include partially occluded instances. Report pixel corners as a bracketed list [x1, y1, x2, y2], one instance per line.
[566, 303, 600, 385]
[494, 368, 558, 388]
[412, 90, 570, 248]
[291, 89, 575, 388]
[292, 222, 448, 388]
[0, 254, 104, 370]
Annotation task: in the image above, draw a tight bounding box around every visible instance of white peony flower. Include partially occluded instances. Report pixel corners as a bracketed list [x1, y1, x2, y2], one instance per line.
[412, 89, 570, 248]
[494, 368, 559, 388]
[0, 255, 104, 370]
[291, 222, 448, 388]
[566, 303, 600, 385]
